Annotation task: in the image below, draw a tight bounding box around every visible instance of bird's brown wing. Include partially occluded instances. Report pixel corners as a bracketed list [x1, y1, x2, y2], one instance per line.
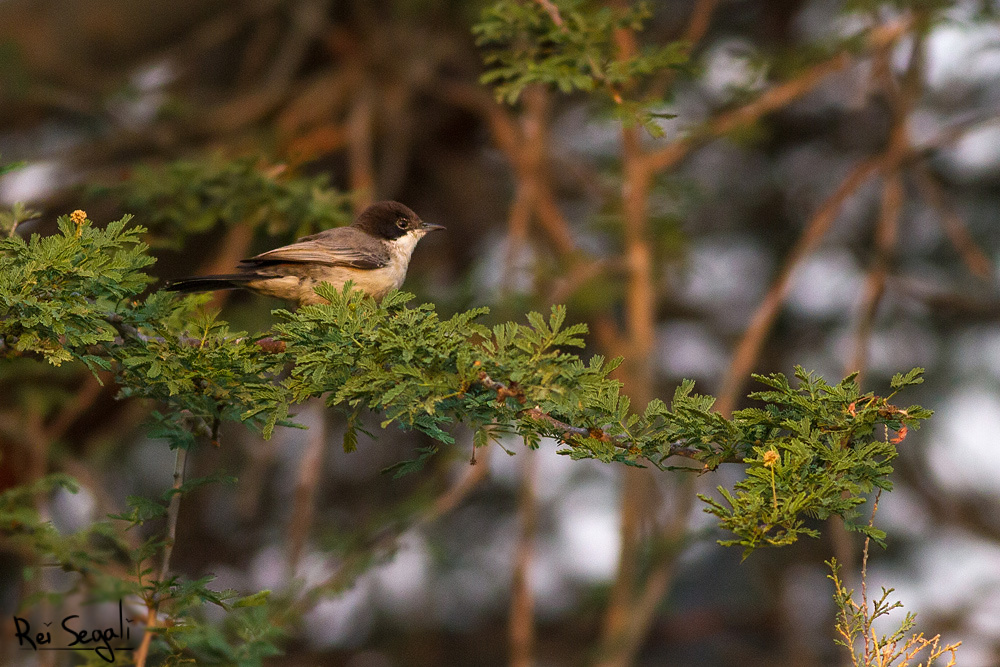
[239, 227, 390, 270]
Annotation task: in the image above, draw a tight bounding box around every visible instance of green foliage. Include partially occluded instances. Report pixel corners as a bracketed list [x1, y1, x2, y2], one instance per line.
[1, 470, 282, 666]
[160, 605, 284, 667]
[700, 368, 930, 557]
[0, 211, 154, 368]
[474, 0, 688, 134]
[115, 307, 288, 447]
[90, 156, 353, 247]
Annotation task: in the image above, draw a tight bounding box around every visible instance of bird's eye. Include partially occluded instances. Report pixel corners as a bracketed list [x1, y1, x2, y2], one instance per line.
[396, 218, 408, 230]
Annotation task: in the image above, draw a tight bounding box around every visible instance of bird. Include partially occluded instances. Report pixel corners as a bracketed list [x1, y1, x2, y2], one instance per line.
[166, 201, 443, 306]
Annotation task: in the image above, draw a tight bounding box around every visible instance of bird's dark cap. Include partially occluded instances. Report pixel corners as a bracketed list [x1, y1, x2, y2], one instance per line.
[352, 201, 429, 240]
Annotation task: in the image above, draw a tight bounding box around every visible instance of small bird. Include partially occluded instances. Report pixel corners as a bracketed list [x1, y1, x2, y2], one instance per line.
[166, 201, 443, 306]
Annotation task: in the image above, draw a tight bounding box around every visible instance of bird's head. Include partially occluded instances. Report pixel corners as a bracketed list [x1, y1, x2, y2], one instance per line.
[353, 201, 445, 240]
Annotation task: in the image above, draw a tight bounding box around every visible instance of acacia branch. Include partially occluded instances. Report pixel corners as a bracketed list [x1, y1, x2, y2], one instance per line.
[476, 370, 733, 464]
[103, 313, 286, 353]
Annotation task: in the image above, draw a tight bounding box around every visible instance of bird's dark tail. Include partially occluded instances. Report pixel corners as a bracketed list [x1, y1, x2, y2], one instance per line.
[165, 274, 254, 294]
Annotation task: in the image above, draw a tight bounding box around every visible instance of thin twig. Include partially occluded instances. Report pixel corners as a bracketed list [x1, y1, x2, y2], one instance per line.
[103, 313, 286, 354]
[534, 0, 567, 31]
[533, 186, 580, 257]
[135, 445, 189, 667]
[643, 19, 912, 175]
[509, 448, 539, 667]
[434, 80, 581, 264]
[913, 162, 993, 280]
[644, 52, 849, 173]
[503, 180, 535, 293]
[427, 448, 490, 520]
[645, 0, 718, 101]
[860, 488, 883, 663]
[160, 446, 189, 582]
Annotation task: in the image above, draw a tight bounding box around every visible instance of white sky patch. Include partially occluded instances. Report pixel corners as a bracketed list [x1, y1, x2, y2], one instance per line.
[488, 435, 526, 486]
[682, 238, 771, 313]
[786, 249, 865, 318]
[952, 326, 1000, 380]
[50, 484, 96, 534]
[133, 60, 174, 91]
[529, 539, 577, 618]
[555, 483, 621, 582]
[305, 578, 374, 648]
[110, 61, 175, 129]
[925, 21, 1000, 91]
[943, 123, 1000, 178]
[0, 161, 63, 204]
[928, 386, 1000, 495]
[657, 321, 728, 380]
[875, 484, 932, 539]
[701, 39, 767, 104]
[373, 530, 431, 621]
[251, 545, 376, 647]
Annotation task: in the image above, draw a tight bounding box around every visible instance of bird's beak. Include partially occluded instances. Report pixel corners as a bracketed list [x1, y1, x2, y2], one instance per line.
[420, 221, 446, 232]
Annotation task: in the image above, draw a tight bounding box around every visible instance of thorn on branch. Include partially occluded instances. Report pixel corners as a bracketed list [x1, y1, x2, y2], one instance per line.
[478, 371, 526, 404]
